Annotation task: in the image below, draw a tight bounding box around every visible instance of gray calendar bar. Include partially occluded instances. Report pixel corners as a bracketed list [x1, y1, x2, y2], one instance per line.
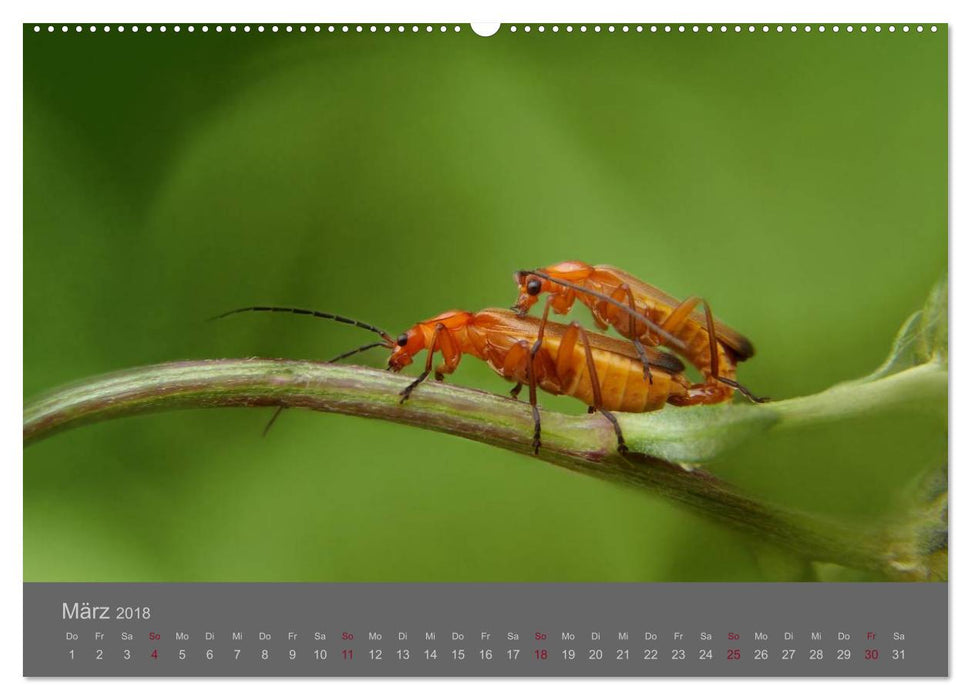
[24, 582, 947, 676]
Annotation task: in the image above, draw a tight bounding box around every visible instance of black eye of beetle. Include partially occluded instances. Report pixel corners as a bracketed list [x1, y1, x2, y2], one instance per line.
[526, 278, 542, 296]
[396, 333, 409, 347]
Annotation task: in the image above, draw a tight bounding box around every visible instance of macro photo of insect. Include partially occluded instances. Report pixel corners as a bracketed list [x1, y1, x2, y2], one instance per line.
[213, 261, 766, 456]
[25, 25, 945, 585]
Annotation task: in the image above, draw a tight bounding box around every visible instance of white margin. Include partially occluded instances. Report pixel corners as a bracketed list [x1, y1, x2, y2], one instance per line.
[4, 1, 964, 699]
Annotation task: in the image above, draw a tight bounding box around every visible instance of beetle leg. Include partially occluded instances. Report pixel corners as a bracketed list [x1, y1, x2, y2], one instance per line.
[573, 322, 628, 454]
[499, 340, 540, 450]
[529, 296, 553, 360]
[700, 298, 719, 380]
[716, 376, 770, 403]
[524, 301, 559, 455]
[699, 300, 766, 402]
[553, 320, 582, 390]
[501, 341, 530, 380]
[261, 406, 286, 436]
[631, 339, 654, 384]
[661, 297, 767, 402]
[608, 283, 654, 384]
[526, 348, 542, 455]
[550, 287, 578, 316]
[658, 295, 701, 337]
[657, 295, 720, 380]
[596, 407, 628, 455]
[433, 323, 462, 381]
[400, 323, 448, 403]
[574, 323, 604, 407]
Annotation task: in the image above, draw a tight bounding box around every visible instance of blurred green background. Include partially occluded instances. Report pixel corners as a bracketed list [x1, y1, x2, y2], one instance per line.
[24, 25, 946, 581]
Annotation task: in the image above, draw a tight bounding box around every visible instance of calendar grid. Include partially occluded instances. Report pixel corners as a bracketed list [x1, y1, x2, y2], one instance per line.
[24, 582, 947, 677]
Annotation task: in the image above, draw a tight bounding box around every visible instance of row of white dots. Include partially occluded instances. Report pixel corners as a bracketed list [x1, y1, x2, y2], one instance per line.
[510, 24, 936, 33]
[32, 24, 939, 34]
[33, 25, 465, 33]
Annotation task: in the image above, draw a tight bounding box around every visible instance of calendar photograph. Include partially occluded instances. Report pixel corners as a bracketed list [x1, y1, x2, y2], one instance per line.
[23, 22, 946, 590]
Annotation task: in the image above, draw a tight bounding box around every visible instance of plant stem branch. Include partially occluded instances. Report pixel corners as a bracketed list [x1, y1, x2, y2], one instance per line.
[23, 359, 939, 580]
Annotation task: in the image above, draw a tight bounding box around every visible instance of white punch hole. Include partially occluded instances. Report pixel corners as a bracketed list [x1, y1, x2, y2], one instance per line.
[471, 23, 500, 37]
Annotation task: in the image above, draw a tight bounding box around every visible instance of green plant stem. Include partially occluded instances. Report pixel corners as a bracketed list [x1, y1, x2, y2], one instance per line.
[23, 359, 941, 580]
[772, 363, 946, 428]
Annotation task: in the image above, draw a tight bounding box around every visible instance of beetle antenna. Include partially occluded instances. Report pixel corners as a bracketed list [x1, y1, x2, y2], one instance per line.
[211, 306, 395, 344]
[518, 270, 687, 351]
[328, 342, 389, 363]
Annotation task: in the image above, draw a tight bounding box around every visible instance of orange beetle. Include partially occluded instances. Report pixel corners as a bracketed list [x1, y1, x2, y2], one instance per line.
[215, 305, 704, 454]
[513, 262, 763, 403]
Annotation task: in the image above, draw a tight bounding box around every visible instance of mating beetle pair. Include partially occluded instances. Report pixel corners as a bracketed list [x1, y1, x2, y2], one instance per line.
[216, 261, 763, 454]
